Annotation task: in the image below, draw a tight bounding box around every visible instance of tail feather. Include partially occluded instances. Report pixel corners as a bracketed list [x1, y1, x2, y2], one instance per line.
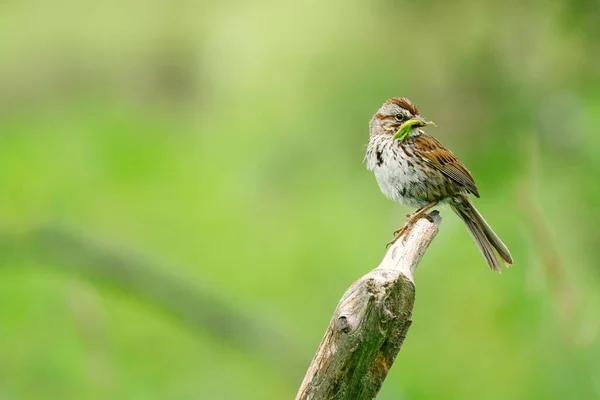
[450, 196, 513, 273]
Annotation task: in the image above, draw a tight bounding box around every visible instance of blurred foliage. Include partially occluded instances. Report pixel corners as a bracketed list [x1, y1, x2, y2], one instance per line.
[1, 0, 599, 399]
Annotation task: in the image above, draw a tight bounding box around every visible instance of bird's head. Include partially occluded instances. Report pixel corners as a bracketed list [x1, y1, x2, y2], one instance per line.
[369, 97, 435, 139]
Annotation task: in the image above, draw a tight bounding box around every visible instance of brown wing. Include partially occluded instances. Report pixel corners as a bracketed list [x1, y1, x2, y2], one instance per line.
[412, 133, 480, 197]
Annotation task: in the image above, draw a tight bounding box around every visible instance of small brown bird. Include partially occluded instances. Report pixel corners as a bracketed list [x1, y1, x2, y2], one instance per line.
[365, 97, 513, 272]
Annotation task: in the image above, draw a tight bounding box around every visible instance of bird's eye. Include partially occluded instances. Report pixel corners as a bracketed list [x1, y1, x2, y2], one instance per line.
[394, 114, 405, 121]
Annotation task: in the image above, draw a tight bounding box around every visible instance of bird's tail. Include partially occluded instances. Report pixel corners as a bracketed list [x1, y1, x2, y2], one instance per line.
[450, 196, 513, 273]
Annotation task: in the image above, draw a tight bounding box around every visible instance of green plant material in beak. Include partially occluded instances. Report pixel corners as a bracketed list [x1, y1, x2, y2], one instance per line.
[393, 119, 437, 141]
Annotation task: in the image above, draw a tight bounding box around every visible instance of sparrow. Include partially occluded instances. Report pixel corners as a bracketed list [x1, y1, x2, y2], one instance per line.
[365, 97, 513, 272]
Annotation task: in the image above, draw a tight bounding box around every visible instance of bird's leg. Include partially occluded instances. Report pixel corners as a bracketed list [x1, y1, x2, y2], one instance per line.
[392, 202, 438, 236]
[387, 201, 438, 247]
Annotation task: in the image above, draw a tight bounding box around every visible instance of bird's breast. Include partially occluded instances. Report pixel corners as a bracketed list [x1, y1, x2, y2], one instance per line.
[366, 136, 447, 206]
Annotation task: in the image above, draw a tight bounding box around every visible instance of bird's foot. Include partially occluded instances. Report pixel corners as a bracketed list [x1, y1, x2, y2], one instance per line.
[392, 226, 405, 236]
[405, 212, 434, 222]
[387, 226, 405, 248]
[387, 211, 435, 248]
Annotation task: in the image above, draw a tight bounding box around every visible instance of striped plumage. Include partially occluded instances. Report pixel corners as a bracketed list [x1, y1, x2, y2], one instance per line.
[366, 97, 513, 272]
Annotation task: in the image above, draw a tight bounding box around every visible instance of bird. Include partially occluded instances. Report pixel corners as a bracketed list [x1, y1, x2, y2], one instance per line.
[365, 97, 513, 272]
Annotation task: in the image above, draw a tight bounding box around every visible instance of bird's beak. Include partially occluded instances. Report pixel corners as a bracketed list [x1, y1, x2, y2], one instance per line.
[393, 117, 437, 141]
[413, 116, 436, 127]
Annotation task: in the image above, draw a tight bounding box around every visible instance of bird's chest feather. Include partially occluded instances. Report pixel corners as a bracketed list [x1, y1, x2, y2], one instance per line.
[366, 136, 446, 206]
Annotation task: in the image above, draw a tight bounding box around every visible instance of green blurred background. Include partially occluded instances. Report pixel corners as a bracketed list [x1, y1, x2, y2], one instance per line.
[1, 0, 599, 399]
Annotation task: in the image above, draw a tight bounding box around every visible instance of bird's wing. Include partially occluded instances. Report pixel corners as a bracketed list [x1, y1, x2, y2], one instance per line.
[412, 132, 480, 197]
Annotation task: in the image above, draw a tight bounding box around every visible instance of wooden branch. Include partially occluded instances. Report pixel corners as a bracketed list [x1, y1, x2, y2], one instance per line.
[296, 211, 442, 400]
